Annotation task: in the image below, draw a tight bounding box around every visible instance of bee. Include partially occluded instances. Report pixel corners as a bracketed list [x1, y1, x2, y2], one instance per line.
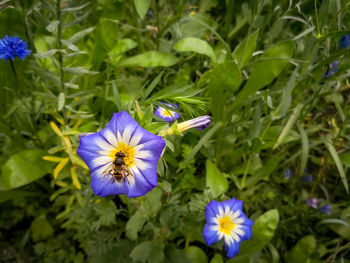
[102, 151, 132, 184]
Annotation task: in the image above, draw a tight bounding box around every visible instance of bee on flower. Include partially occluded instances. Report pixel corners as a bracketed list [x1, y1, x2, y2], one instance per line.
[77, 111, 165, 198]
[203, 198, 253, 258]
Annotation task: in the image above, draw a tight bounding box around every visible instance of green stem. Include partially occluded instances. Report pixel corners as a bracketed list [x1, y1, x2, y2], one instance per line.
[241, 154, 252, 188]
[132, 3, 144, 52]
[56, 0, 67, 126]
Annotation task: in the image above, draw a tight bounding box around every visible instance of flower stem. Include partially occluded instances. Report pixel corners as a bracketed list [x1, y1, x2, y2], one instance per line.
[56, 0, 67, 126]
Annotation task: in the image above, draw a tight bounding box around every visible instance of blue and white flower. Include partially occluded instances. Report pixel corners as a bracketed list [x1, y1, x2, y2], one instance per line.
[203, 198, 253, 258]
[154, 102, 180, 122]
[0, 35, 31, 61]
[77, 111, 165, 198]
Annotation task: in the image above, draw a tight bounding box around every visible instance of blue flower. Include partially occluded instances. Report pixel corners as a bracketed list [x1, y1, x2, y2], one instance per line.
[77, 111, 166, 198]
[340, 34, 350, 49]
[0, 35, 31, 61]
[283, 169, 292, 180]
[203, 198, 253, 258]
[301, 174, 313, 183]
[178, 115, 210, 132]
[154, 102, 180, 122]
[318, 204, 331, 214]
[323, 61, 339, 78]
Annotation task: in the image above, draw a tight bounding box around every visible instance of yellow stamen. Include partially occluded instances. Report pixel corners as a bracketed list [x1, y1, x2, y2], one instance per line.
[109, 142, 135, 167]
[219, 216, 235, 235]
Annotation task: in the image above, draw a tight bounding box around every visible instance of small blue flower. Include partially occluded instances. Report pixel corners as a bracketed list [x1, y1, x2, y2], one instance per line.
[154, 102, 180, 122]
[0, 35, 31, 61]
[203, 198, 253, 258]
[318, 204, 331, 214]
[284, 169, 292, 180]
[77, 111, 165, 197]
[323, 61, 339, 78]
[340, 34, 350, 49]
[301, 174, 313, 183]
[307, 198, 318, 208]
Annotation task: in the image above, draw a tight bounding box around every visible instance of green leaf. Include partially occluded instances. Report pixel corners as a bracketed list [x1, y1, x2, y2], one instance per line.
[290, 235, 316, 263]
[58, 92, 65, 111]
[230, 40, 294, 111]
[298, 124, 309, 176]
[208, 61, 241, 120]
[233, 30, 259, 67]
[125, 210, 146, 240]
[112, 81, 122, 112]
[62, 67, 99, 75]
[174, 37, 217, 62]
[141, 70, 164, 100]
[244, 155, 283, 187]
[185, 246, 208, 263]
[117, 51, 179, 68]
[31, 214, 54, 241]
[134, 0, 151, 19]
[143, 188, 163, 217]
[206, 160, 228, 197]
[239, 209, 279, 254]
[339, 153, 350, 167]
[273, 103, 303, 149]
[210, 254, 223, 263]
[108, 38, 138, 64]
[68, 26, 95, 43]
[46, 20, 60, 32]
[325, 141, 349, 194]
[180, 122, 223, 171]
[0, 150, 53, 190]
[130, 241, 153, 263]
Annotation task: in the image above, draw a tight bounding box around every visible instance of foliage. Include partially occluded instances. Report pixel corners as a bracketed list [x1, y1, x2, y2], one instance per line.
[1, 0, 350, 262]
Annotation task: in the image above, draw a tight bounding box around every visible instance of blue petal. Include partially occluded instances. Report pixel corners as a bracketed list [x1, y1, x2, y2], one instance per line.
[225, 198, 243, 212]
[238, 225, 252, 241]
[90, 168, 126, 197]
[205, 200, 220, 223]
[77, 133, 111, 170]
[225, 240, 242, 258]
[125, 166, 154, 197]
[203, 224, 220, 245]
[239, 213, 254, 227]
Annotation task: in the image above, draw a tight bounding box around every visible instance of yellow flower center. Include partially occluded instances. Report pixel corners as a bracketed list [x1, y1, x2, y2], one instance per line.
[219, 216, 235, 235]
[162, 109, 175, 117]
[109, 142, 135, 167]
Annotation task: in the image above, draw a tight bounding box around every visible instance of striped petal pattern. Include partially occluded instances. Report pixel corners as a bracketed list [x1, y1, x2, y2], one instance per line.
[77, 111, 166, 198]
[203, 198, 253, 258]
[154, 102, 180, 122]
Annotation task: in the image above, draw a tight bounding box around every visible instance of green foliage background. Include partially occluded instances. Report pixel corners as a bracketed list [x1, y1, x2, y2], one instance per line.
[1, 0, 350, 262]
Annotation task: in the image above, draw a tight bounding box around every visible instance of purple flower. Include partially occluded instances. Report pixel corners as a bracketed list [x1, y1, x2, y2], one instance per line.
[154, 102, 180, 122]
[318, 204, 331, 214]
[340, 34, 350, 49]
[178, 115, 211, 132]
[0, 35, 31, 61]
[323, 61, 339, 78]
[77, 111, 165, 197]
[203, 198, 253, 258]
[307, 198, 318, 209]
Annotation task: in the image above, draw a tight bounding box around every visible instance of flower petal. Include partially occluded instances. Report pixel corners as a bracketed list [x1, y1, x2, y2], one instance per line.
[126, 166, 154, 197]
[225, 240, 241, 258]
[203, 224, 220, 245]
